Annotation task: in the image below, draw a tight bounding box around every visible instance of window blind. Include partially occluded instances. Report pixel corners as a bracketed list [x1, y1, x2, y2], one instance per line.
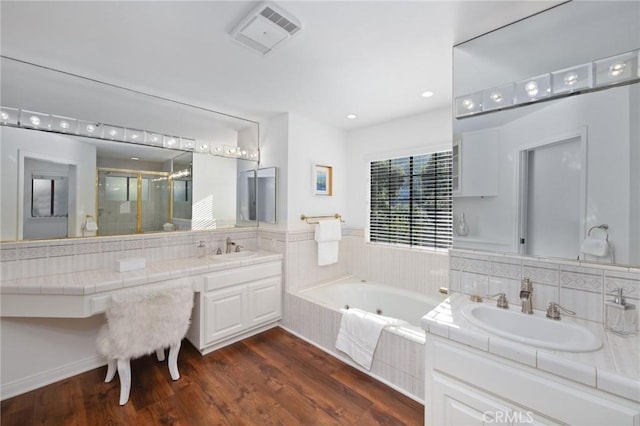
[369, 150, 452, 249]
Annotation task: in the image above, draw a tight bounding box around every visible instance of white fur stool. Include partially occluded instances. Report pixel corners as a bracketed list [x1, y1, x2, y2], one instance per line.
[96, 281, 194, 405]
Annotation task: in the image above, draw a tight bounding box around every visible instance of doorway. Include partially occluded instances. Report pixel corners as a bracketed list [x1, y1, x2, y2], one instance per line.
[518, 133, 586, 259]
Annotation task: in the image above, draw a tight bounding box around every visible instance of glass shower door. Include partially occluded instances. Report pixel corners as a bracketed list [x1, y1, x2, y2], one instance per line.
[97, 169, 170, 236]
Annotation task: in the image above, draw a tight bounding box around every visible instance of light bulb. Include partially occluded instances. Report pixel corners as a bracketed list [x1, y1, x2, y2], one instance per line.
[130, 134, 139, 140]
[150, 135, 159, 142]
[86, 124, 96, 133]
[563, 72, 578, 86]
[166, 138, 176, 146]
[200, 144, 208, 151]
[525, 81, 539, 97]
[421, 91, 435, 98]
[490, 92, 502, 103]
[346, 114, 357, 119]
[30, 116, 41, 126]
[609, 62, 626, 77]
[462, 99, 474, 110]
[1, 111, 9, 121]
[108, 129, 118, 137]
[59, 120, 70, 129]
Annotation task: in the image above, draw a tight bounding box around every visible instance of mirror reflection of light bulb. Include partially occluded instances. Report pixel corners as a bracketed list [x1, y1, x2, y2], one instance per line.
[1, 111, 9, 121]
[609, 62, 626, 77]
[563, 72, 578, 86]
[166, 138, 176, 146]
[30, 116, 41, 126]
[525, 81, 539, 97]
[59, 120, 70, 129]
[86, 124, 96, 133]
[131, 133, 139, 140]
[490, 92, 502, 103]
[462, 99, 474, 110]
[108, 129, 118, 137]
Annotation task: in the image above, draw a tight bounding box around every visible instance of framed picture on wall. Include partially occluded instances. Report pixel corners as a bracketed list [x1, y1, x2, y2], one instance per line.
[313, 164, 333, 196]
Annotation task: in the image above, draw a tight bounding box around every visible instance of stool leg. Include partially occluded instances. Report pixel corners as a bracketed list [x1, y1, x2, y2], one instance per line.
[168, 341, 181, 380]
[117, 358, 131, 405]
[104, 359, 116, 383]
[155, 348, 165, 362]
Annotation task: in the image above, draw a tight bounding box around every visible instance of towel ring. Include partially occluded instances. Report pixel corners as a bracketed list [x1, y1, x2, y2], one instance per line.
[588, 224, 609, 239]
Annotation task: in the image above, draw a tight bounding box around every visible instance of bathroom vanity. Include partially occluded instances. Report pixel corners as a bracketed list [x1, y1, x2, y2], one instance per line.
[0, 250, 282, 353]
[422, 294, 640, 425]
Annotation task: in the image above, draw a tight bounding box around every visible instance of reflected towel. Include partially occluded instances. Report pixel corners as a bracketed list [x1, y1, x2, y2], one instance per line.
[315, 219, 342, 266]
[335, 308, 407, 370]
[580, 227, 609, 258]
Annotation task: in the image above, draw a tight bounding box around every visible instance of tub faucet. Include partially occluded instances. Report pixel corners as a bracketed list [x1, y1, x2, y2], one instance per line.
[520, 278, 533, 314]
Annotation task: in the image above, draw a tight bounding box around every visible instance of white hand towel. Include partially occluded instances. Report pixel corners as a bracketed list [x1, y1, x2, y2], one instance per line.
[580, 227, 609, 257]
[315, 219, 342, 266]
[580, 237, 609, 257]
[335, 308, 407, 370]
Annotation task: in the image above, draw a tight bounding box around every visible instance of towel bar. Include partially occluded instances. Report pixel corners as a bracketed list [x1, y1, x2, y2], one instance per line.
[300, 213, 344, 224]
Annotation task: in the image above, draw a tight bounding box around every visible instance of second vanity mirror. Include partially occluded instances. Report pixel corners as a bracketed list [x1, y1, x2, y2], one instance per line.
[0, 56, 260, 241]
[452, 1, 639, 267]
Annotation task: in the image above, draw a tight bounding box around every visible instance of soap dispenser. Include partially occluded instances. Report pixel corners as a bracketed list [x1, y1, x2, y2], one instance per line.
[605, 288, 637, 337]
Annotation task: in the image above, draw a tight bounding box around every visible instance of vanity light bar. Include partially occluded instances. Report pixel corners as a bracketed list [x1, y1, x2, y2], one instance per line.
[0, 106, 260, 162]
[455, 49, 639, 118]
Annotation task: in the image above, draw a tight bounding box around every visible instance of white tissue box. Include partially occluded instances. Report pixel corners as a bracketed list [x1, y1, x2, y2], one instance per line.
[115, 258, 146, 272]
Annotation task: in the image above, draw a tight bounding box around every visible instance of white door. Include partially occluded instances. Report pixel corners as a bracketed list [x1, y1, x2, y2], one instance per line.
[521, 136, 583, 259]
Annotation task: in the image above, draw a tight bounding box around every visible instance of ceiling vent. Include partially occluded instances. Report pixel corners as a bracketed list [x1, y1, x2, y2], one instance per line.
[230, 2, 302, 55]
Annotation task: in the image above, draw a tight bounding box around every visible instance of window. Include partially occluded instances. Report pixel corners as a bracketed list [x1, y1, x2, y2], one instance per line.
[369, 150, 452, 249]
[31, 175, 69, 217]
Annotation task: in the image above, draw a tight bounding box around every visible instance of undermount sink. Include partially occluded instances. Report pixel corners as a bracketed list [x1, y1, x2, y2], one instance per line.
[210, 250, 257, 261]
[460, 303, 602, 352]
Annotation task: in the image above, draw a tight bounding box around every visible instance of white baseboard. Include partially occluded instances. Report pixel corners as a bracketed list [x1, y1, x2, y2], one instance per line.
[1, 355, 104, 401]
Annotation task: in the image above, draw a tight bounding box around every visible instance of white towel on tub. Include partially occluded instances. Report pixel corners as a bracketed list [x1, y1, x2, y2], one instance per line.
[335, 308, 407, 370]
[315, 219, 342, 266]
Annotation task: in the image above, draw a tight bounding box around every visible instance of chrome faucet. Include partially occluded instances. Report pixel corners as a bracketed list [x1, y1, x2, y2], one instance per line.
[225, 237, 236, 254]
[520, 278, 533, 314]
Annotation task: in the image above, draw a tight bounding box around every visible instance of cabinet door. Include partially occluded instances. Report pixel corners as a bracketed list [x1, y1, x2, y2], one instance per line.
[247, 277, 282, 327]
[456, 129, 498, 197]
[204, 286, 247, 344]
[431, 372, 515, 426]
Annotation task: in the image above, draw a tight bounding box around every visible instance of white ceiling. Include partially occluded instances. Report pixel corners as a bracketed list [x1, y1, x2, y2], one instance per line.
[1, 1, 561, 131]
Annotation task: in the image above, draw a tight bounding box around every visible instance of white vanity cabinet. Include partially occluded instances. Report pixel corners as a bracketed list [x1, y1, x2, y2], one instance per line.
[453, 128, 498, 197]
[425, 335, 640, 426]
[187, 260, 282, 354]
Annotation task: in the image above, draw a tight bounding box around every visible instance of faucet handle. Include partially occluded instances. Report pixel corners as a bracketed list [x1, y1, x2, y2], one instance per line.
[485, 293, 509, 309]
[546, 302, 576, 320]
[235, 245, 244, 253]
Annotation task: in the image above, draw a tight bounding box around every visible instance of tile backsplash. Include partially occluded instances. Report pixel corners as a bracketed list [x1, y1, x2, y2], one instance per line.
[450, 248, 640, 327]
[0, 228, 259, 280]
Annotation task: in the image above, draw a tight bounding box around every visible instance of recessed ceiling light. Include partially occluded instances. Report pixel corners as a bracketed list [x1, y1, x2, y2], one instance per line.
[346, 114, 357, 119]
[421, 91, 435, 98]
[130, 157, 140, 161]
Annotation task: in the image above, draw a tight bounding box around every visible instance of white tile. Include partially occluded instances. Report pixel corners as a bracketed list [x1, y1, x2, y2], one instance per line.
[559, 287, 603, 322]
[426, 320, 450, 338]
[461, 272, 489, 297]
[449, 326, 489, 351]
[597, 369, 640, 402]
[532, 283, 560, 312]
[1, 261, 17, 280]
[488, 276, 520, 307]
[537, 351, 596, 386]
[489, 336, 537, 367]
[523, 265, 559, 286]
[560, 270, 603, 292]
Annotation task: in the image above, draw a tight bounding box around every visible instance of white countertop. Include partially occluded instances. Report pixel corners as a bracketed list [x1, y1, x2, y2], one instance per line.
[0, 250, 282, 318]
[422, 293, 640, 402]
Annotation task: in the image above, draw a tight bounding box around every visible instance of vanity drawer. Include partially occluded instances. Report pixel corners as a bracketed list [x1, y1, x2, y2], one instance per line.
[204, 261, 281, 292]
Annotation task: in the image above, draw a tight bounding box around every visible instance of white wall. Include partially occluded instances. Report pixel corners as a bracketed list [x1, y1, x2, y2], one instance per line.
[455, 84, 638, 265]
[0, 127, 96, 240]
[345, 107, 453, 228]
[192, 153, 237, 229]
[257, 113, 289, 229]
[287, 113, 348, 231]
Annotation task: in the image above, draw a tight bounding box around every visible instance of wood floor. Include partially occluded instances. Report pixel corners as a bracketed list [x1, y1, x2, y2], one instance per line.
[1, 327, 423, 425]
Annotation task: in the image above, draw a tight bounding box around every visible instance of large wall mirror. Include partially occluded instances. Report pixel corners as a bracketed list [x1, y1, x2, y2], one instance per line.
[452, 1, 639, 267]
[1, 56, 261, 241]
